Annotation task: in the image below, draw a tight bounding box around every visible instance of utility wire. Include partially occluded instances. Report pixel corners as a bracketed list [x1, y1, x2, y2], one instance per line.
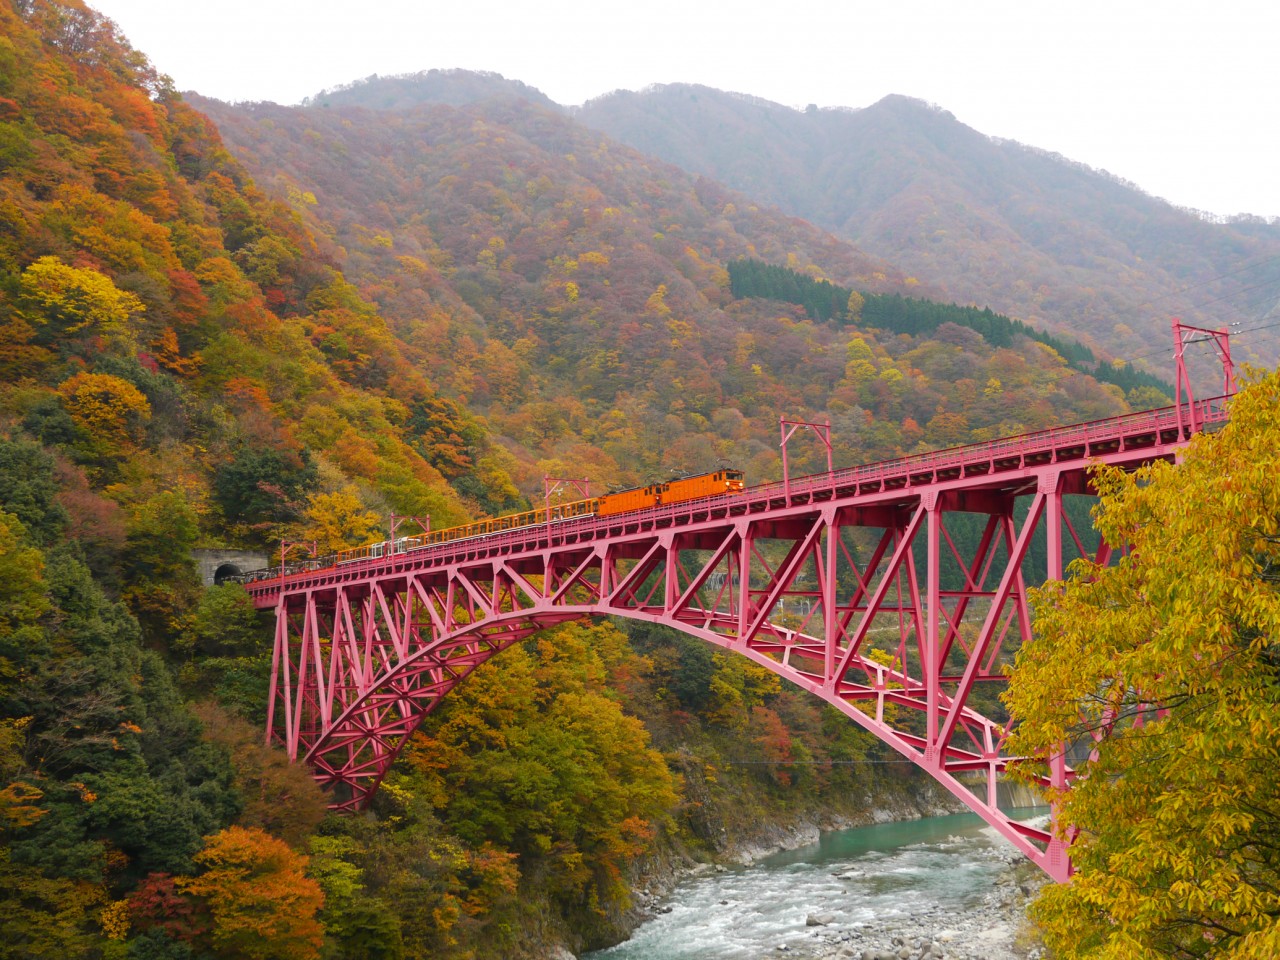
[1179, 275, 1280, 312]
[1229, 317, 1280, 340]
[1117, 252, 1280, 315]
[718, 759, 951, 766]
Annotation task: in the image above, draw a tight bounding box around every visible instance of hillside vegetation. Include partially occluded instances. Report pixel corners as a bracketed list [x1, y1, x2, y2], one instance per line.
[199, 87, 1142, 488]
[572, 85, 1280, 367]
[299, 71, 1280, 383]
[0, 4, 1205, 958]
[727, 258, 1172, 400]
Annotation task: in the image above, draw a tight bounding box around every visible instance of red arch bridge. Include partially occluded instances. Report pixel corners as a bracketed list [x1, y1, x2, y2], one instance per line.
[243, 330, 1235, 884]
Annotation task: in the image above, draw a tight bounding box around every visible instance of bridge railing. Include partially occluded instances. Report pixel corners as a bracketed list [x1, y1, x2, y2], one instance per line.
[608, 397, 1221, 530]
[759, 395, 1229, 499]
[240, 397, 1230, 590]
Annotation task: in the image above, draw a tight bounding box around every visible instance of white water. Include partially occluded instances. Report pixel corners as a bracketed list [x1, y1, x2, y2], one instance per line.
[586, 812, 1027, 960]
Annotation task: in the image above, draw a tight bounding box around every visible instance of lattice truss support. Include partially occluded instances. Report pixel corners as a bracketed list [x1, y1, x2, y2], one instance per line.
[266, 467, 1121, 883]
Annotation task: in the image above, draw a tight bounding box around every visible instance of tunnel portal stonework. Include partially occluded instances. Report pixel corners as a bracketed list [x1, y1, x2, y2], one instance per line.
[192, 548, 269, 587]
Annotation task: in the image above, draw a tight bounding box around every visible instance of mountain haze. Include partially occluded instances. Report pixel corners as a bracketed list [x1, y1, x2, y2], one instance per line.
[197, 83, 1144, 492]
[305, 67, 558, 111]
[573, 85, 1280, 364]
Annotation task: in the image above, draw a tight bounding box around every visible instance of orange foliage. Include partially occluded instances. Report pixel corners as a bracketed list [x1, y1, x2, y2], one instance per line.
[165, 269, 209, 326]
[150, 327, 200, 377]
[752, 705, 795, 786]
[57, 371, 150, 444]
[223, 377, 296, 451]
[180, 826, 324, 960]
[331, 431, 381, 480]
[223, 297, 279, 336]
[0, 780, 47, 829]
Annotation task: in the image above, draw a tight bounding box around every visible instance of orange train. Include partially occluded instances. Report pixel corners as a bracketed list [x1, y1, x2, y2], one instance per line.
[327, 469, 745, 566]
[597, 468, 745, 516]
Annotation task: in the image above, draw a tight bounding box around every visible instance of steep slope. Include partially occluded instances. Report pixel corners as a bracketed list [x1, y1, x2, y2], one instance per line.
[0, 10, 1193, 955]
[0, 3, 619, 957]
[199, 88, 1143, 496]
[0, 7, 504, 539]
[573, 85, 1280, 364]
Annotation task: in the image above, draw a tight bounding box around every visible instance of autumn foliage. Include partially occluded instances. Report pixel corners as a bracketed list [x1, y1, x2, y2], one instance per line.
[1006, 369, 1280, 958]
[180, 826, 325, 960]
[1, 3, 1262, 959]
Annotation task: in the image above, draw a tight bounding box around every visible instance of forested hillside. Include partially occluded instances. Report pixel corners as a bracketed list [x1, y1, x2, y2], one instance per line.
[0, 4, 1196, 958]
[574, 85, 1280, 367]
[726, 258, 1172, 400]
[199, 87, 1143, 486]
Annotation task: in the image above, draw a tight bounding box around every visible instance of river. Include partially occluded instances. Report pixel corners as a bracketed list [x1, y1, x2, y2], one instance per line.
[585, 811, 1043, 960]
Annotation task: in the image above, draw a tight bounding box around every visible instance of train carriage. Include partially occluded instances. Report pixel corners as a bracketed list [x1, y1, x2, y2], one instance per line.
[662, 469, 745, 505]
[597, 481, 666, 516]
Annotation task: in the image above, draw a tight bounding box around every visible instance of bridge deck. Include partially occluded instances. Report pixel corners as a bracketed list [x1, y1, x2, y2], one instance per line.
[249, 395, 1231, 886]
[246, 398, 1225, 607]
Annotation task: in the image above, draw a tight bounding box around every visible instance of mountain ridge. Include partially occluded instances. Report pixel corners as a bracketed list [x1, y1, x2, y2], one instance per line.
[573, 83, 1280, 362]
[299, 67, 559, 111]
[304, 70, 1280, 369]
[196, 83, 1146, 491]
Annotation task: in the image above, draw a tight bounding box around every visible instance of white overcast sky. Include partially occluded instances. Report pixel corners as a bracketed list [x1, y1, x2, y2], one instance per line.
[87, 0, 1280, 218]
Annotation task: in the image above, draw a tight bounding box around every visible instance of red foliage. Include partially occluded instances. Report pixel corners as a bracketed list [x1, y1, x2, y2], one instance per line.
[752, 705, 795, 786]
[166, 269, 210, 326]
[54, 456, 126, 551]
[127, 872, 207, 942]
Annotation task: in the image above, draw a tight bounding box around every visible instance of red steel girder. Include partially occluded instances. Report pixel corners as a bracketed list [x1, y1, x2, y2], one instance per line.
[249, 398, 1231, 882]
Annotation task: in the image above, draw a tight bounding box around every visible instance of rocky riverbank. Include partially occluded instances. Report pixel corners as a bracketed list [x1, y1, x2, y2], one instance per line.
[620, 785, 965, 934]
[785, 844, 1047, 960]
[594, 820, 1049, 960]
[583, 806, 1054, 960]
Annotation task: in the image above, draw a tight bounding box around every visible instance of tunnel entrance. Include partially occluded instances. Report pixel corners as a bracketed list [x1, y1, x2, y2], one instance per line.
[213, 563, 243, 585]
[193, 549, 269, 587]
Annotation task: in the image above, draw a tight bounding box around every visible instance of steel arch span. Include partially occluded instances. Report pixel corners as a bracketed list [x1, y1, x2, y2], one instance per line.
[244, 396, 1230, 883]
